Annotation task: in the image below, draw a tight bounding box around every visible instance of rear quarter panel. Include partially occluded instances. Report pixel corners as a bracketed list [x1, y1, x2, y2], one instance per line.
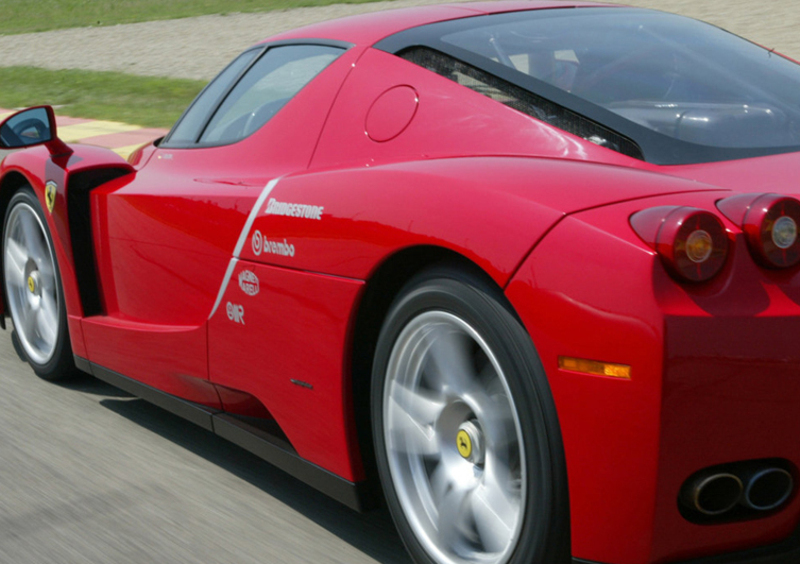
[507, 191, 800, 564]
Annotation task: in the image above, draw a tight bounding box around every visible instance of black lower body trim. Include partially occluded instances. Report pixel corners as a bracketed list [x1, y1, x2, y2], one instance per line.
[676, 530, 800, 564]
[90, 363, 217, 431]
[73, 355, 92, 375]
[572, 524, 800, 564]
[213, 413, 371, 511]
[76, 356, 373, 511]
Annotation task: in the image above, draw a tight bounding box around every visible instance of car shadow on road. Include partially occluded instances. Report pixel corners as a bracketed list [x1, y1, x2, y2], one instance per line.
[56, 374, 135, 398]
[98, 396, 412, 564]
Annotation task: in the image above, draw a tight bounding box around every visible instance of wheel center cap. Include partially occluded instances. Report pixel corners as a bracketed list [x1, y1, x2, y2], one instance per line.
[27, 273, 38, 295]
[456, 421, 484, 465]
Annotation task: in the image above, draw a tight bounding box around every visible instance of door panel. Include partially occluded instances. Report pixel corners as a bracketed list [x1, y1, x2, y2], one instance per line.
[80, 45, 358, 399]
[208, 260, 365, 480]
[91, 165, 257, 324]
[82, 319, 219, 406]
[85, 157, 265, 393]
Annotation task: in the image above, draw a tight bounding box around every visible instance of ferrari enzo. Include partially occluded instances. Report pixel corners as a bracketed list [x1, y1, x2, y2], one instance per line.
[1, 2, 800, 563]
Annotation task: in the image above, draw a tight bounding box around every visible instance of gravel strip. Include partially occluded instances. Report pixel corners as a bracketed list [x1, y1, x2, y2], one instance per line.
[0, 0, 797, 82]
[0, 0, 446, 81]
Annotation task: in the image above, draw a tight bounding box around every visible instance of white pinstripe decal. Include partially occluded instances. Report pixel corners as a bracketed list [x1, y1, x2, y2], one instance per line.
[208, 177, 281, 320]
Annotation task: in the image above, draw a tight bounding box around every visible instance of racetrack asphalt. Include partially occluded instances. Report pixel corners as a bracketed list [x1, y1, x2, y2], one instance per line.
[0, 331, 410, 564]
[0, 1, 798, 563]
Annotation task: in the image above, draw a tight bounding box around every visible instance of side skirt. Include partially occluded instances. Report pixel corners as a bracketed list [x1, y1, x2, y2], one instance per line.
[77, 356, 372, 512]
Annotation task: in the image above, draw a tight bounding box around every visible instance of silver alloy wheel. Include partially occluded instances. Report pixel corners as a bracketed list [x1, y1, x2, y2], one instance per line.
[3, 201, 60, 365]
[383, 310, 526, 564]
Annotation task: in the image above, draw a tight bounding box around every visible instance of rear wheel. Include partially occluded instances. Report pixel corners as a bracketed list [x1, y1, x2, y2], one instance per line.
[372, 267, 569, 564]
[3, 186, 75, 380]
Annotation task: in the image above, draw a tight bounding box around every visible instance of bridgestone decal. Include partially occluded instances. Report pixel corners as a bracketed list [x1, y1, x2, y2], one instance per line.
[265, 198, 324, 220]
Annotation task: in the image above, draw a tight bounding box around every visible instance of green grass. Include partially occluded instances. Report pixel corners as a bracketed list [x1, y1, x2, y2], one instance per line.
[0, 0, 387, 35]
[0, 67, 205, 129]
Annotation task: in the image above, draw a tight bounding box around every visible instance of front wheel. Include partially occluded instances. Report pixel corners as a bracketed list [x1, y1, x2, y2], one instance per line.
[3, 186, 75, 380]
[372, 268, 569, 564]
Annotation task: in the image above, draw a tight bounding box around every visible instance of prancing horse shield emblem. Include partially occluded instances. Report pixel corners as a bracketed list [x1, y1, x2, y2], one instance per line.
[45, 181, 57, 213]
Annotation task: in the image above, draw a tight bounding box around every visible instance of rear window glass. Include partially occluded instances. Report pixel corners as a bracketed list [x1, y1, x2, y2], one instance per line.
[380, 8, 800, 164]
[439, 10, 800, 150]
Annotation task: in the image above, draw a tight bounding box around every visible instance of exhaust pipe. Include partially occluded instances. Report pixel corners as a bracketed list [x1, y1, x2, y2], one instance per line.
[741, 467, 794, 511]
[681, 472, 743, 516]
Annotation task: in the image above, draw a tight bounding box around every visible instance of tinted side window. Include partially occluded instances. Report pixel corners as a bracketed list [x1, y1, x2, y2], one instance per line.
[164, 49, 260, 146]
[199, 45, 342, 145]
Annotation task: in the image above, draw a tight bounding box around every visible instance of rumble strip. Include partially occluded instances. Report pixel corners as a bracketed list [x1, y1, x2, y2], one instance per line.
[208, 177, 281, 319]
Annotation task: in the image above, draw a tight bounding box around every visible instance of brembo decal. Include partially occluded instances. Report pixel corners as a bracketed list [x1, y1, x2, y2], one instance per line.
[252, 229, 264, 256]
[264, 198, 324, 220]
[252, 230, 295, 257]
[238, 270, 259, 296]
[226, 302, 245, 324]
[264, 237, 295, 257]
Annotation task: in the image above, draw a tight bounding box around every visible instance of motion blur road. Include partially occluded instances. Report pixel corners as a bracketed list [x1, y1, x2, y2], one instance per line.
[0, 330, 409, 564]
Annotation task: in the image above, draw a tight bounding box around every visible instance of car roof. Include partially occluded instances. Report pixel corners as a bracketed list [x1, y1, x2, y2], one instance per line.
[262, 1, 621, 47]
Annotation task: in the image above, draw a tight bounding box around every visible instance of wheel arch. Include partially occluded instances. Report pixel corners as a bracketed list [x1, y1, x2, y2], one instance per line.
[0, 170, 36, 227]
[1, 145, 134, 323]
[353, 244, 573, 562]
[348, 244, 513, 492]
[0, 170, 39, 327]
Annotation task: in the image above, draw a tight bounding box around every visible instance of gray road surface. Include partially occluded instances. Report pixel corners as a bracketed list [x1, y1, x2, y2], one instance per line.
[0, 330, 409, 564]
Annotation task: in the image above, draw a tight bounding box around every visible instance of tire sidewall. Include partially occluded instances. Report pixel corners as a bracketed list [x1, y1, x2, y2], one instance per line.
[372, 267, 569, 564]
[3, 186, 73, 380]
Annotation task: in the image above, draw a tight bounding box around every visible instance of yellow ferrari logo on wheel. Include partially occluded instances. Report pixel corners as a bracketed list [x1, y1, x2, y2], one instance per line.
[456, 430, 472, 459]
[27, 276, 35, 293]
[45, 180, 57, 213]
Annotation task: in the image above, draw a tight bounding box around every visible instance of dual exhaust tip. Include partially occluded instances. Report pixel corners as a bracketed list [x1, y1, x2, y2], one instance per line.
[680, 461, 794, 520]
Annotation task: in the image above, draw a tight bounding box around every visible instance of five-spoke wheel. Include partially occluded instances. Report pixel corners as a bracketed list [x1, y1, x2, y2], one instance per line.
[3, 187, 73, 379]
[372, 268, 569, 564]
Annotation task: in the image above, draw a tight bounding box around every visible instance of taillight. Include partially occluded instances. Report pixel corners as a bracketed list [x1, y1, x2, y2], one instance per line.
[717, 193, 800, 269]
[631, 206, 729, 282]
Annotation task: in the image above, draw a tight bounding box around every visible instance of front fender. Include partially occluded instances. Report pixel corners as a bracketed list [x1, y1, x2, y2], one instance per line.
[0, 144, 134, 353]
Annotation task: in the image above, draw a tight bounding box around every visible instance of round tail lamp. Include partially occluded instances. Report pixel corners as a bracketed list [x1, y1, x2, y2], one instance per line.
[631, 206, 729, 282]
[717, 193, 800, 269]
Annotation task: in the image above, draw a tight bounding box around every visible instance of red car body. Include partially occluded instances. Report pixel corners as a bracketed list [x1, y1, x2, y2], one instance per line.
[1, 3, 800, 564]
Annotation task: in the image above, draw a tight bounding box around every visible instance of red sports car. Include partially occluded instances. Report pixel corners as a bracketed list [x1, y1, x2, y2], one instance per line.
[1, 2, 799, 563]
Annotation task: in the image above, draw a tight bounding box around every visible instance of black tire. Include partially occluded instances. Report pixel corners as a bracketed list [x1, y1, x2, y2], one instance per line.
[372, 266, 570, 564]
[2, 186, 75, 380]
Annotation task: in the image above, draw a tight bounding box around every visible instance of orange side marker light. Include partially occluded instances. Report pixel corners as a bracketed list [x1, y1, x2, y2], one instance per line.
[558, 356, 631, 379]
